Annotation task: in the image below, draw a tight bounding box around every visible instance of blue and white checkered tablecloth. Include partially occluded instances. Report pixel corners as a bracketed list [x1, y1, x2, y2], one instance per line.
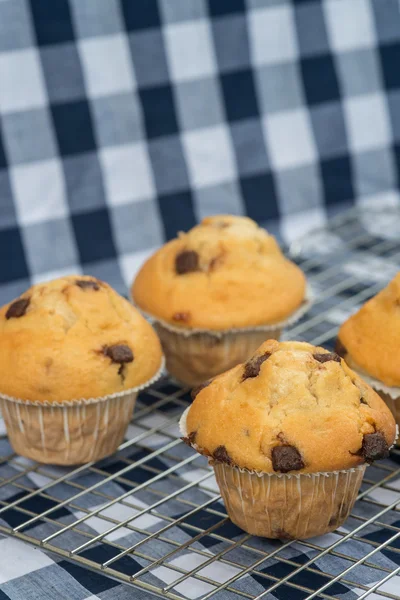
[1, 0, 400, 304]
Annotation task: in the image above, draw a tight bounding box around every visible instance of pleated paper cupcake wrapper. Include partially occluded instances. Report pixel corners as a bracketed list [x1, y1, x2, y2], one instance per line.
[0, 358, 165, 466]
[180, 407, 367, 539]
[133, 290, 313, 387]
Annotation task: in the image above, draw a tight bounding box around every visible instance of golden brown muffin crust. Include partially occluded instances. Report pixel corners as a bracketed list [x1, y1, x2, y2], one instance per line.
[0, 276, 163, 402]
[185, 340, 396, 474]
[338, 273, 400, 387]
[132, 215, 306, 330]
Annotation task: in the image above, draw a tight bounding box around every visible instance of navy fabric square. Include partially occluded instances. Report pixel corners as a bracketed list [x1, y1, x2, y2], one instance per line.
[320, 156, 355, 206]
[29, 0, 75, 45]
[58, 561, 119, 594]
[207, 0, 245, 16]
[121, 0, 161, 31]
[51, 100, 96, 156]
[158, 190, 197, 240]
[380, 43, 400, 90]
[72, 208, 117, 263]
[221, 70, 259, 121]
[0, 227, 28, 283]
[301, 54, 340, 105]
[139, 85, 179, 138]
[241, 173, 279, 222]
[0, 130, 7, 169]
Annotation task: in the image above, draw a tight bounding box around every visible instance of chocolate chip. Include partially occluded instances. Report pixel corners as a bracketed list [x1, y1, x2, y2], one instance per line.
[182, 431, 197, 446]
[335, 338, 347, 358]
[271, 445, 304, 473]
[361, 432, 390, 463]
[242, 352, 271, 380]
[213, 445, 233, 465]
[175, 250, 200, 275]
[76, 279, 100, 291]
[6, 298, 30, 319]
[191, 380, 211, 400]
[313, 352, 341, 364]
[172, 312, 190, 322]
[104, 344, 134, 364]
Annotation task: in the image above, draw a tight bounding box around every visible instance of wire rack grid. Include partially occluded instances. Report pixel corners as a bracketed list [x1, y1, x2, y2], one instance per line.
[0, 205, 400, 600]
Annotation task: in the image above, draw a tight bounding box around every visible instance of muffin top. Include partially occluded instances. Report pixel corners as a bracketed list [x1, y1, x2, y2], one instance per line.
[337, 273, 400, 387]
[0, 276, 163, 403]
[132, 215, 306, 330]
[183, 340, 396, 474]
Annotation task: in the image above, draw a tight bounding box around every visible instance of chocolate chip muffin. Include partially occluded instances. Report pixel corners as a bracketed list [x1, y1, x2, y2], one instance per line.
[132, 215, 308, 386]
[0, 275, 163, 464]
[337, 273, 400, 437]
[180, 340, 396, 539]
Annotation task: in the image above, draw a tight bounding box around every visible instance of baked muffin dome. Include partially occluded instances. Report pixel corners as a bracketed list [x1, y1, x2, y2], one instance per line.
[132, 215, 306, 330]
[0, 276, 163, 402]
[184, 340, 396, 473]
[337, 273, 400, 387]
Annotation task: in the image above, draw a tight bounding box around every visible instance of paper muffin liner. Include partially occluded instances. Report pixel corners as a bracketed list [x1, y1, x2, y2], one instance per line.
[133, 290, 313, 387]
[213, 462, 366, 539]
[180, 407, 367, 539]
[0, 358, 165, 466]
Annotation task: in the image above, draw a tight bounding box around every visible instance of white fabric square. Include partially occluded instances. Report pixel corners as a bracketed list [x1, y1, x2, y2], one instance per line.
[344, 93, 391, 152]
[182, 125, 236, 187]
[100, 143, 155, 205]
[10, 159, 68, 226]
[0, 48, 46, 113]
[74, 497, 164, 541]
[249, 5, 298, 66]
[281, 206, 327, 244]
[164, 20, 216, 81]
[324, 0, 375, 51]
[78, 33, 135, 97]
[0, 538, 54, 583]
[263, 109, 317, 170]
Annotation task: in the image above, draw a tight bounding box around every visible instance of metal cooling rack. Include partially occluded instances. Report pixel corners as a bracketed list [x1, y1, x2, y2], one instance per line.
[1, 205, 400, 600]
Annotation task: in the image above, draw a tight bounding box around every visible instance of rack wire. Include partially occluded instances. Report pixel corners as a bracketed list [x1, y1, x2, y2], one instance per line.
[1, 205, 400, 599]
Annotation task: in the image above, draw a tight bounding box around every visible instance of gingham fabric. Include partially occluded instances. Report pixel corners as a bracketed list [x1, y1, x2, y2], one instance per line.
[1, 0, 400, 304]
[1, 1, 400, 598]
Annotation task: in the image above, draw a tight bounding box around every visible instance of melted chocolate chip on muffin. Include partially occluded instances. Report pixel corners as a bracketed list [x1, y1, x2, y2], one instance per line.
[175, 250, 200, 275]
[213, 445, 233, 465]
[6, 298, 30, 319]
[104, 344, 134, 364]
[272, 445, 304, 473]
[76, 279, 100, 291]
[313, 352, 341, 364]
[242, 352, 271, 380]
[361, 432, 390, 462]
